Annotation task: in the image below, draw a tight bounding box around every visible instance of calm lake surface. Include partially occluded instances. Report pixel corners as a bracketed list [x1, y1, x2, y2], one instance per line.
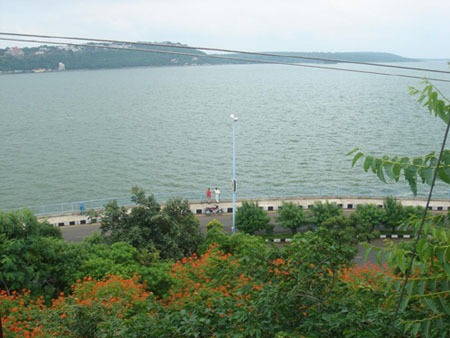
[1, 62, 450, 209]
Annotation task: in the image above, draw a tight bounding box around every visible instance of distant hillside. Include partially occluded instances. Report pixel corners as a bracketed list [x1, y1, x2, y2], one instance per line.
[214, 51, 414, 64]
[0, 43, 415, 73]
[0, 43, 211, 72]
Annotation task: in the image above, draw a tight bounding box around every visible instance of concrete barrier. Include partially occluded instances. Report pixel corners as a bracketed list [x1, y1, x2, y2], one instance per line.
[39, 195, 450, 228]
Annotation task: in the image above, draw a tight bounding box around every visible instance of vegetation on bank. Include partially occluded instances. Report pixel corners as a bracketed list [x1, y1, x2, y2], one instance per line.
[0, 42, 413, 73]
[1, 188, 449, 337]
[1, 84, 449, 336]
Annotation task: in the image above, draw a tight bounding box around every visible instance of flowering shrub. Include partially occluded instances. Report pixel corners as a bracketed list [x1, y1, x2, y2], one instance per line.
[339, 263, 391, 290]
[141, 242, 269, 336]
[1, 275, 152, 337]
[0, 289, 45, 337]
[1, 236, 447, 337]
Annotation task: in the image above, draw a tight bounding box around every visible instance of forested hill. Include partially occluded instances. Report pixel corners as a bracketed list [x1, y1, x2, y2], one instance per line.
[0, 43, 209, 72]
[220, 51, 414, 64]
[0, 42, 415, 73]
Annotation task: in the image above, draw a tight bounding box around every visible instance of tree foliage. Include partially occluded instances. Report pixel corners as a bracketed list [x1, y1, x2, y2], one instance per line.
[100, 186, 203, 259]
[235, 201, 272, 235]
[0, 209, 174, 300]
[0, 43, 211, 72]
[383, 196, 406, 233]
[1, 228, 381, 337]
[309, 200, 343, 227]
[353, 83, 450, 336]
[363, 216, 450, 336]
[349, 203, 384, 241]
[277, 201, 308, 234]
[0, 208, 62, 240]
[0, 210, 71, 298]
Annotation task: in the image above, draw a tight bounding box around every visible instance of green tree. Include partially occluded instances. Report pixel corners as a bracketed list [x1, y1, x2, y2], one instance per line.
[198, 218, 267, 257]
[0, 209, 78, 298]
[277, 201, 308, 234]
[383, 196, 405, 233]
[404, 205, 425, 220]
[69, 238, 173, 297]
[0, 208, 62, 240]
[100, 186, 203, 260]
[320, 216, 359, 260]
[235, 201, 272, 235]
[349, 203, 384, 241]
[310, 200, 343, 227]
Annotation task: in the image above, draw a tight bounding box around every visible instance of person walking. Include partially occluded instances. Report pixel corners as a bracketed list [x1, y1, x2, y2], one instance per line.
[214, 187, 221, 203]
[206, 188, 211, 203]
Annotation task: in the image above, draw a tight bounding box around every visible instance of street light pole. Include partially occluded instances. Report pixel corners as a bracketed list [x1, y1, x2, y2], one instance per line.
[230, 114, 238, 234]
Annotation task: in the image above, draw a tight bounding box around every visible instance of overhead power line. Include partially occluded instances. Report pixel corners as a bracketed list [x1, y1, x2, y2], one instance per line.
[1, 32, 449, 75]
[1, 36, 450, 83]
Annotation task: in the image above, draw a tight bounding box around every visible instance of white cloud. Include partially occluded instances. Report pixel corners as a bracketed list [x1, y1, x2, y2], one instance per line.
[0, 0, 449, 57]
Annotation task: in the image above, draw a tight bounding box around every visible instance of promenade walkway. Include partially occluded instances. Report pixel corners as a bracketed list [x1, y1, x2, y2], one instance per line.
[40, 195, 450, 227]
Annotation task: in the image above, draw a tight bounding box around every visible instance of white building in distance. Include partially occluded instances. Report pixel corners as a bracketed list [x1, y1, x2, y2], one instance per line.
[5, 47, 24, 57]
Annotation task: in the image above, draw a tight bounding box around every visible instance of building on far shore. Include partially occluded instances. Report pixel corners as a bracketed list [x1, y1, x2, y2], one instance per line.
[5, 47, 24, 57]
[58, 62, 65, 71]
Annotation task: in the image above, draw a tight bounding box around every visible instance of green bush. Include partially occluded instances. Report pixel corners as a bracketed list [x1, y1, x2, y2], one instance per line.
[67, 238, 173, 297]
[199, 218, 267, 257]
[205, 218, 223, 230]
[383, 196, 404, 233]
[349, 204, 384, 241]
[403, 205, 425, 219]
[235, 201, 272, 235]
[100, 186, 203, 259]
[350, 204, 384, 231]
[0, 210, 80, 299]
[310, 201, 343, 227]
[0, 208, 62, 240]
[277, 201, 308, 234]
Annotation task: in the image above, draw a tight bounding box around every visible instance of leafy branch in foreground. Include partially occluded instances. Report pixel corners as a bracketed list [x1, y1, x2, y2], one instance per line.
[351, 80, 450, 336]
[361, 217, 450, 336]
[347, 81, 450, 195]
[346, 148, 450, 195]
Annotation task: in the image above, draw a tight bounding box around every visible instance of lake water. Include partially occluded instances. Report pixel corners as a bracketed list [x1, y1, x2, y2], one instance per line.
[1, 62, 450, 209]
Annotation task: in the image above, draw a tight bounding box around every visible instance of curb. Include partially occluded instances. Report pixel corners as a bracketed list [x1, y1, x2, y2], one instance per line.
[265, 234, 413, 242]
[51, 218, 102, 227]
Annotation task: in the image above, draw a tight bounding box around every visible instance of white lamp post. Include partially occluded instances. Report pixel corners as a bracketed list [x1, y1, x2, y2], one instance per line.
[230, 114, 238, 234]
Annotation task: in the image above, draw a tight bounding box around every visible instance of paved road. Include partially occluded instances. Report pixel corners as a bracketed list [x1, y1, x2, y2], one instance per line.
[61, 212, 398, 267]
[61, 212, 279, 241]
[61, 211, 359, 241]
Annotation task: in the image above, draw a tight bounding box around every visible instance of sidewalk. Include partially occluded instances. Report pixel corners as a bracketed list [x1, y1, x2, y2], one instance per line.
[39, 195, 450, 227]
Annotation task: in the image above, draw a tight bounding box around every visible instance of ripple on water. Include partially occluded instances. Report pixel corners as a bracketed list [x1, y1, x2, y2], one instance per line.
[1, 62, 450, 208]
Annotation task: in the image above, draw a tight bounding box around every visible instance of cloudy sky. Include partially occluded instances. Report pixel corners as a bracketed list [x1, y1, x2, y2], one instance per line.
[0, 0, 449, 58]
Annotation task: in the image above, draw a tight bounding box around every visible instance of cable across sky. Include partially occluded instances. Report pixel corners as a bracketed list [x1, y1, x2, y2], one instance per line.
[0, 34, 449, 83]
[1, 32, 449, 75]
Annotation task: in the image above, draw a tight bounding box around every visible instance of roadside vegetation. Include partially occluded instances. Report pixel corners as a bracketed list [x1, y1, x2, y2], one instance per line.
[1, 84, 449, 336]
[1, 191, 448, 337]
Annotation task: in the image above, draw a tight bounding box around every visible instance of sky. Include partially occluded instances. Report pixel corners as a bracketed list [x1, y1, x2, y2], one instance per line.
[0, 0, 449, 59]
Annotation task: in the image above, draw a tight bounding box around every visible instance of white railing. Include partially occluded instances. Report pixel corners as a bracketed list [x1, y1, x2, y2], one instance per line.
[2, 187, 450, 216]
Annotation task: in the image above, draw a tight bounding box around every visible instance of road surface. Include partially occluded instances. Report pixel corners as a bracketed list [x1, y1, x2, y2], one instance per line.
[61, 212, 399, 266]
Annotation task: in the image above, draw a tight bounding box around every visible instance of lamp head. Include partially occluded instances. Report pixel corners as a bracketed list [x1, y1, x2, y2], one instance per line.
[230, 114, 239, 121]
